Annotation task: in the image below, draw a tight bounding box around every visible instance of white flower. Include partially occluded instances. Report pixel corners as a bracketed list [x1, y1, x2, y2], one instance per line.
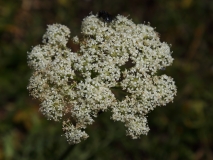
[28, 13, 177, 144]
[42, 24, 70, 46]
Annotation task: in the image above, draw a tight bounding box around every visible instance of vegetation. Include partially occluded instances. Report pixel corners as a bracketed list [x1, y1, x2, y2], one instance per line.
[0, 0, 212, 159]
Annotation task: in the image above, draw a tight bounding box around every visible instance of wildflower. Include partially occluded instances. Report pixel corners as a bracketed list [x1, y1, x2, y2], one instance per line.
[28, 13, 177, 144]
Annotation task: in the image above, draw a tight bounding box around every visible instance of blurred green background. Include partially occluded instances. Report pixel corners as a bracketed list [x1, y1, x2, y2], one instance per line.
[0, 0, 213, 159]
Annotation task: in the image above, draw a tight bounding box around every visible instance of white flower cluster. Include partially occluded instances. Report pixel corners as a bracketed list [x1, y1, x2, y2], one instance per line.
[28, 13, 176, 144]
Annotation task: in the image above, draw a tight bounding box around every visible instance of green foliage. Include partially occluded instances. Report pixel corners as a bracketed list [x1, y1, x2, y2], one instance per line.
[0, 0, 213, 159]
